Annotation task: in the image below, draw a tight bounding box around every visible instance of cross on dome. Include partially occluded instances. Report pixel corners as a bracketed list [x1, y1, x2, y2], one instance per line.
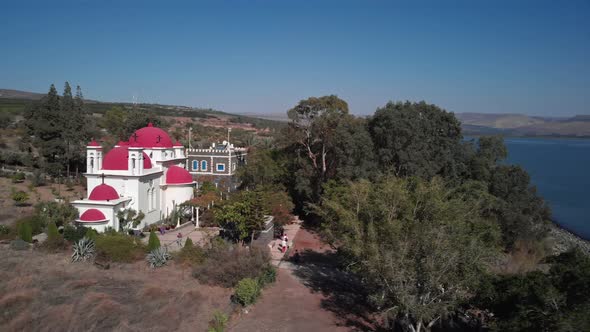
[132, 133, 139, 142]
[100, 173, 106, 184]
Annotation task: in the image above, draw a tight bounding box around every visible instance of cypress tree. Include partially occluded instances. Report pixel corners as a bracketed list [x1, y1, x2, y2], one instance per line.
[184, 237, 193, 248]
[18, 222, 33, 243]
[47, 221, 59, 241]
[148, 231, 161, 251]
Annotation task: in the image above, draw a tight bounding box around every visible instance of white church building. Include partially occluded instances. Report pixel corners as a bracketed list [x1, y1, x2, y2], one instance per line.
[71, 123, 195, 232]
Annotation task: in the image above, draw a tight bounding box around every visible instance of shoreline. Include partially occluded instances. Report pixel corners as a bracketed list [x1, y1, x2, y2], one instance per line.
[549, 222, 590, 256]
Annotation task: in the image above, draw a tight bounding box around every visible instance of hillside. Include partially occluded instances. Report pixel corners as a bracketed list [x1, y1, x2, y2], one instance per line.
[0, 89, 284, 132]
[458, 112, 590, 137]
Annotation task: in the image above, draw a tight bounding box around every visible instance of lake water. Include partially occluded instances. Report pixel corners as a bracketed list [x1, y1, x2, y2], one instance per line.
[502, 137, 590, 240]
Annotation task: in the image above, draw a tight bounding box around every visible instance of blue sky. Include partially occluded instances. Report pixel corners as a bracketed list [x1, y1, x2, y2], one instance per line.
[1, 0, 589, 116]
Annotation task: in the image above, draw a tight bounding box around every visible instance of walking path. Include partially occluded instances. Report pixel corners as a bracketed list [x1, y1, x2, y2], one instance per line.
[268, 217, 303, 267]
[229, 227, 350, 332]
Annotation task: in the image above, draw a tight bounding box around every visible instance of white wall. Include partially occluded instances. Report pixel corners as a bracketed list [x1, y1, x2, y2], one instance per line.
[162, 184, 193, 219]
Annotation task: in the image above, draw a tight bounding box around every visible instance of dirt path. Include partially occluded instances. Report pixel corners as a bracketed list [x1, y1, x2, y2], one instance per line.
[229, 228, 372, 332]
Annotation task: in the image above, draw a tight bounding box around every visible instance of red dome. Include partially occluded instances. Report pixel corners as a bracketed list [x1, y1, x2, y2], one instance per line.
[88, 184, 119, 200]
[102, 147, 153, 170]
[87, 139, 101, 147]
[166, 166, 193, 184]
[128, 123, 173, 148]
[79, 209, 107, 222]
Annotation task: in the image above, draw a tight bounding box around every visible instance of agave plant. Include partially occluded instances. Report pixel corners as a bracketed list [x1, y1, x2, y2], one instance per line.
[72, 237, 95, 262]
[146, 247, 171, 268]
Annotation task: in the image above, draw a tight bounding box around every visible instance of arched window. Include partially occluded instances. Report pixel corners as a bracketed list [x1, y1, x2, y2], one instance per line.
[192, 160, 198, 171]
[201, 160, 207, 171]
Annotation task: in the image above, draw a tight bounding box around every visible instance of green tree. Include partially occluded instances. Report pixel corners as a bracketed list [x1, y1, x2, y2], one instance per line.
[101, 106, 128, 140]
[46, 221, 59, 241]
[488, 165, 551, 247]
[24, 84, 66, 174]
[148, 231, 161, 251]
[117, 208, 145, 233]
[215, 190, 267, 244]
[18, 221, 33, 243]
[368, 101, 463, 179]
[35, 201, 78, 228]
[283, 95, 374, 205]
[318, 176, 500, 331]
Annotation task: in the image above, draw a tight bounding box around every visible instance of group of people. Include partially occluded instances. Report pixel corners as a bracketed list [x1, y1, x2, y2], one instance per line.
[279, 233, 289, 253]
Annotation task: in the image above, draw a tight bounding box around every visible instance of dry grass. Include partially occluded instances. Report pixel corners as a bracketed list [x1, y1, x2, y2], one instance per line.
[0, 247, 232, 332]
[493, 238, 551, 274]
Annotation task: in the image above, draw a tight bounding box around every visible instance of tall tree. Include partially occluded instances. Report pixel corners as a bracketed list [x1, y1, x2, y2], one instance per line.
[283, 95, 374, 205]
[24, 84, 66, 175]
[318, 176, 500, 332]
[368, 101, 463, 179]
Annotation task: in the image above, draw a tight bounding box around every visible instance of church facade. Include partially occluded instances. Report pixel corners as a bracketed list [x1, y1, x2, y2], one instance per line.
[71, 123, 195, 232]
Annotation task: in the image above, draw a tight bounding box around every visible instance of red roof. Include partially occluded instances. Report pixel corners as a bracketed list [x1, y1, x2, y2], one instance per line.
[128, 123, 173, 148]
[166, 166, 193, 185]
[174, 141, 183, 147]
[88, 184, 119, 200]
[87, 139, 101, 147]
[102, 146, 153, 170]
[79, 209, 107, 222]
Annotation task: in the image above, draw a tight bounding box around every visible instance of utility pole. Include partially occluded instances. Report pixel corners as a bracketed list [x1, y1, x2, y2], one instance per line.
[188, 127, 193, 149]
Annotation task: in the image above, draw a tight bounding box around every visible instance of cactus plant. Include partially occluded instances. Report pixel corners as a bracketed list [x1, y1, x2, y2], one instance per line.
[146, 247, 171, 268]
[72, 237, 96, 262]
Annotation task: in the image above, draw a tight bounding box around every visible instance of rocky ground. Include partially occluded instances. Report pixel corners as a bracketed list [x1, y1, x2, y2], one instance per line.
[549, 224, 590, 255]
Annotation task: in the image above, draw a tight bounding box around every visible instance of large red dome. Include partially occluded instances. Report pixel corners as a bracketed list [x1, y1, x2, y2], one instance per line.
[88, 184, 119, 200]
[166, 166, 193, 185]
[102, 147, 152, 170]
[79, 209, 107, 222]
[129, 123, 173, 148]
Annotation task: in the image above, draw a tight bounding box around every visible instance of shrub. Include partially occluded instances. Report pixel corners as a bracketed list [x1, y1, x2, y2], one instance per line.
[63, 225, 90, 242]
[146, 247, 171, 268]
[148, 231, 160, 251]
[30, 171, 46, 187]
[12, 190, 29, 206]
[47, 221, 59, 240]
[95, 233, 145, 263]
[72, 237, 96, 262]
[193, 244, 271, 288]
[41, 220, 68, 251]
[0, 224, 11, 235]
[207, 311, 228, 332]
[233, 278, 260, 306]
[15, 215, 44, 236]
[257, 265, 277, 288]
[11, 172, 25, 183]
[185, 237, 193, 247]
[176, 238, 205, 266]
[17, 221, 32, 243]
[85, 228, 98, 241]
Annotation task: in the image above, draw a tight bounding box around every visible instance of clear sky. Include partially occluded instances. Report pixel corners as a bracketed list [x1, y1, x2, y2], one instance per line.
[1, 0, 589, 116]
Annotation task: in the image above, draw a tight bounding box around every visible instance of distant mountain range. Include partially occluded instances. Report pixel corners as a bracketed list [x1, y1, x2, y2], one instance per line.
[0, 89, 45, 100]
[457, 113, 590, 137]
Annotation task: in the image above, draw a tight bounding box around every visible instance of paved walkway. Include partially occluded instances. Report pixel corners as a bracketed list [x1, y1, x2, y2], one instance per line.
[268, 217, 303, 267]
[142, 223, 220, 252]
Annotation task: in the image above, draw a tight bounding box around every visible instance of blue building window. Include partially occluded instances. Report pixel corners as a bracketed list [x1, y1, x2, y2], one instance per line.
[217, 163, 225, 172]
[201, 160, 207, 171]
[192, 160, 198, 171]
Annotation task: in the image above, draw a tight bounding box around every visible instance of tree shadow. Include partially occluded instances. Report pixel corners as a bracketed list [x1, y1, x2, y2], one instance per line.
[292, 250, 384, 331]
